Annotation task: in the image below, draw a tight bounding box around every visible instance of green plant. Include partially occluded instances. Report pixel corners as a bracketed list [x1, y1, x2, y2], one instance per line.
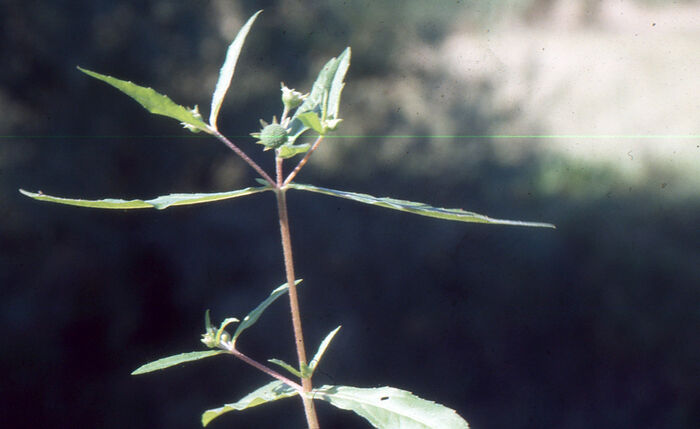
[21, 10, 554, 429]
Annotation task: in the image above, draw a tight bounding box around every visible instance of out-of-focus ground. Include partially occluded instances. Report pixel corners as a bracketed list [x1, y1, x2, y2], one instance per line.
[320, 0, 699, 199]
[1, 1, 698, 429]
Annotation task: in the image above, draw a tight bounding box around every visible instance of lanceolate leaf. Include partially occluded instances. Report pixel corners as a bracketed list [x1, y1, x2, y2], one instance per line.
[131, 350, 225, 375]
[77, 67, 210, 132]
[287, 183, 555, 228]
[202, 380, 299, 426]
[297, 47, 351, 119]
[312, 385, 469, 429]
[267, 358, 302, 378]
[209, 10, 262, 130]
[308, 326, 341, 374]
[231, 280, 302, 346]
[19, 186, 271, 210]
[327, 47, 351, 119]
[287, 47, 351, 144]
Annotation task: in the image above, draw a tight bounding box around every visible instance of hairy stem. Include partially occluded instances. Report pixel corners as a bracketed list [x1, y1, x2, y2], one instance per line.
[275, 182, 320, 429]
[283, 135, 325, 186]
[212, 130, 275, 186]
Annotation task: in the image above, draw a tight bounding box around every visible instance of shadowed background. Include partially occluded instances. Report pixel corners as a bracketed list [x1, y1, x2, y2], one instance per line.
[1, 1, 699, 428]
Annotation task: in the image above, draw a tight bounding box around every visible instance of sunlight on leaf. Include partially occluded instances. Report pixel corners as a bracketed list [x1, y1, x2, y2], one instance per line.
[312, 385, 469, 429]
[309, 326, 341, 374]
[77, 67, 210, 132]
[131, 350, 225, 375]
[19, 186, 271, 210]
[327, 47, 351, 120]
[202, 380, 299, 426]
[287, 183, 555, 228]
[268, 358, 302, 378]
[287, 47, 351, 144]
[209, 10, 262, 130]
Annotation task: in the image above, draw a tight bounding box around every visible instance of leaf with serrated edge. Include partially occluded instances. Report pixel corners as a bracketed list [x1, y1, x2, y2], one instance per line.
[287, 183, 555, 228]
[209, 10, 262, 130]
[77, 67, 210, 132]
[231, 280, 302, 345]
[309, 326, 341, 373]
[312, 385, 469, 429]
[131, 350, 225, 375]
[202, 380, 299, 426]
[19, 186, 271, 210]
[268, 358, 301, 378]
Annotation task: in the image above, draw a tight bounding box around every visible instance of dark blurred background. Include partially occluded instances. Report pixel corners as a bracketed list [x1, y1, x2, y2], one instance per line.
[2, 1, 699, 428]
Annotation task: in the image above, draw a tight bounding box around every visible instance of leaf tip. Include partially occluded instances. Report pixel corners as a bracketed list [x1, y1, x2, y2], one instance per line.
[201, 412, 214, 427]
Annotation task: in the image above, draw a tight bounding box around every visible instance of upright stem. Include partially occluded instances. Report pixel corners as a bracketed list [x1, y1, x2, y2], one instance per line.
[275, 183, 320, 429]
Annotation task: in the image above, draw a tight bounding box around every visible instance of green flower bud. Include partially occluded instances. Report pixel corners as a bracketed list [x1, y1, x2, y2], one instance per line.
[259, 123, 288, 149]
[281, 82, 307, 110]
[251, 116, 290, 151]
[201, 330, 218, 348]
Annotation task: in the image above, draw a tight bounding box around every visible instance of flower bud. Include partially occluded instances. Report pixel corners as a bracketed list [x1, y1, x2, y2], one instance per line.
[281, 82, 307, 110]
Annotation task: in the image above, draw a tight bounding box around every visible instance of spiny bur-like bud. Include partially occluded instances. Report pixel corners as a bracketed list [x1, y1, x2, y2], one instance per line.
[252, 117, 289, 151]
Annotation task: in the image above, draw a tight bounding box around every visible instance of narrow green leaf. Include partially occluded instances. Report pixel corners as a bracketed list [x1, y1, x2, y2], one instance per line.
[312, 385, 469, 429]
[132, 350, 225, 375]
[327, 47, 351, 119]
[287, 183, 555, 228]
[202, 380, 299, 426]
[268, 358, 302, 378]
[296, 48, 350, 119]
[77, 67, 210, 132]
[309, 326, 341, 374]
[205, 309, 213, 332]
[287, 47, 351, 144]
[19, 186, 271, 210]
[231, 280, 302, 345]
[209, 10, 262, 130]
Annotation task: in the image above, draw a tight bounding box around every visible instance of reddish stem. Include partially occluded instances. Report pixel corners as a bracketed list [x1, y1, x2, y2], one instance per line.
[283, 135, 325, 186]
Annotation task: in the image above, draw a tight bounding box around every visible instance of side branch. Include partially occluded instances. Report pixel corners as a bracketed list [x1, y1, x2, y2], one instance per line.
[226, 347, 303, 392]
[212, 130, 276, 186]
[283, 135, 325, 186]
